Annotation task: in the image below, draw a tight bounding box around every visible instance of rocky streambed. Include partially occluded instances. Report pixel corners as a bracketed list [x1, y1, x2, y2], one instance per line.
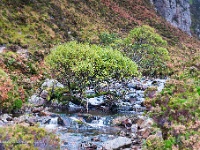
[0, 77, 166, 150]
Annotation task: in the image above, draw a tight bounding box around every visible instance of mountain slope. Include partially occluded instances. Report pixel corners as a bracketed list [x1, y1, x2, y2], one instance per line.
[0, 1, 199, 149]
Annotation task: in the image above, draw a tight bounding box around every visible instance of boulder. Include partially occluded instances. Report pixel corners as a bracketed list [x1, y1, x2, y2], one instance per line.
[127, 82, 136, 89]
[87, 96, 105, 106]
[28, 94, 46, 106]
[40, 90, 48, 99]
[68, 102, 84, 113]
[41, 79, 64, 89]
[103, 137, 132, 150]
[32, 106, 44, 113]
[0, 114, 12, 123]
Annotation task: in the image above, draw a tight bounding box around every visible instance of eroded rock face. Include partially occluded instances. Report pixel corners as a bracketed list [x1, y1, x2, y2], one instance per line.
[151, 0, 191, 35]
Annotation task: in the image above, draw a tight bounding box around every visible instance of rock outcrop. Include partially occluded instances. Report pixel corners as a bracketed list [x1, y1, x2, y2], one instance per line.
[151, 0, 191, 35]
[190, 0, 200, 38]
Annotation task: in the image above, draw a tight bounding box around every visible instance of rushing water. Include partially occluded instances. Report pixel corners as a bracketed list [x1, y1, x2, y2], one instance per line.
[39, 78, 167, 150]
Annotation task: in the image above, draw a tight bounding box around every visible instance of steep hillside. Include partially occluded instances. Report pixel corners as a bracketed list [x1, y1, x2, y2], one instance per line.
[0, 0, 199, 47]
[0, 0, 199, 83]
[0, 0, 199, 149]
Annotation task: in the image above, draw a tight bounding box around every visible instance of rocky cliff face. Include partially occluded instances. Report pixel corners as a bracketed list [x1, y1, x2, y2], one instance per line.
[151, 0, 192, 35]
[190, 0, 200, 38]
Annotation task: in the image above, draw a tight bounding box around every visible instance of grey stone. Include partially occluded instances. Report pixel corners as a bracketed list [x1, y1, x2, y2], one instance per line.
[40, 90, 48, 99]
[41, 79, 64, 89]
[152, 0, 191, 35]
[103, 137, 132, 150]
[28, 94, 45, 106]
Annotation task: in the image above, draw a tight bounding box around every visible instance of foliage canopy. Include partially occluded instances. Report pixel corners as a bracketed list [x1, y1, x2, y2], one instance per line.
[45, 41, 138, 95]
[108, 25, 170, 76]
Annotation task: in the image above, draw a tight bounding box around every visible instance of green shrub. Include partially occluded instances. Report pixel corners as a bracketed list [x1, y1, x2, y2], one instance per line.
[14, 99, 23, 109]
[0, 125, 60, 150]
[45, 41, 138, 97]
[120, 25, 170, 76]
[99, 32, 118, 45]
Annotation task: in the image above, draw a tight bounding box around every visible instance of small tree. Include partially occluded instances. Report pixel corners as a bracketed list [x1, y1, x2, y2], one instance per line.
[122, 25, 170, 75]
[45, 41, 138, 97]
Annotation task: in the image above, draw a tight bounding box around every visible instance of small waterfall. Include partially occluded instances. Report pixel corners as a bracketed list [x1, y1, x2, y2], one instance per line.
[50, 117, 58, 124]
[45, 117, 58, 129]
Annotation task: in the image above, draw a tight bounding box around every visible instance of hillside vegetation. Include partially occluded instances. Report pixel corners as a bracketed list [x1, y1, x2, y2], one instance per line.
[0, 0, 200, 149]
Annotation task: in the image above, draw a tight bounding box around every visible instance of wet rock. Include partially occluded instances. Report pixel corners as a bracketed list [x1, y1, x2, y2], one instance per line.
[91, 137, 100, 142]
[135, 84, 147, 91]
[103, 137, 132, 150]
[81, 143, 97, 150]
[129, 97, 137, 104]
[85, 89, 95, 95]
[87, 96, 105, 106]
[58, 116, 65, 126]
[44, 119, 51, 124]
[6, 117, 13, 121]
[127, 82, 136, 89]
[0, 114, 12, 123]
[68, 102, 84, 113]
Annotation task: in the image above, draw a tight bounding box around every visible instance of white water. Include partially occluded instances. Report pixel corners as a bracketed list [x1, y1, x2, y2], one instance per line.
[45, 117, 58, 129]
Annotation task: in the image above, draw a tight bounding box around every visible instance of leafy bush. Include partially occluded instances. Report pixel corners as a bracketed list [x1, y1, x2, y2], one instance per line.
[0, 125, 60, 150]
[99, 32, 119, 45]
[144, 64, 200, 149]
[119, 25, 170, 76]
[45, 41, 138, 96]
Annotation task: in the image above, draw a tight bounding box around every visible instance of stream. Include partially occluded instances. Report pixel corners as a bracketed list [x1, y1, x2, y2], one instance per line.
[38, 77, 167, 150]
